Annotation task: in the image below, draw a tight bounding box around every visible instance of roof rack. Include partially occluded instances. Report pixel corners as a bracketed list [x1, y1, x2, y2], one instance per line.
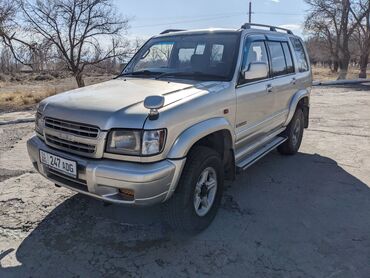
[241, 23, 293, 35]
[160, 29, 186, 35]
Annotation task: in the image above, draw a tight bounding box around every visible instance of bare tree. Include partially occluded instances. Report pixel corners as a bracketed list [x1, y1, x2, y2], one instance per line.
[20, 0, 129, 87]
[351, 0, 370, 78]
[305, 0, 368, 79]
[0, 0, 38, 69]
[305, 12, 340, 72]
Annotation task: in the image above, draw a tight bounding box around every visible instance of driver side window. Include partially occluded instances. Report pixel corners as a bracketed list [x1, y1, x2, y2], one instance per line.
[240, 41, 269, 84]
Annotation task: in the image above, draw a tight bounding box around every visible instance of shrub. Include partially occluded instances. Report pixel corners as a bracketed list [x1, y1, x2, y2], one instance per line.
[34, 74, 53, 81]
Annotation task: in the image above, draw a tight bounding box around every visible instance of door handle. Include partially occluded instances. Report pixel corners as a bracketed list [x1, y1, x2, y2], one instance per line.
[291, 78, 297, 85]
[266, 84, 273, 93]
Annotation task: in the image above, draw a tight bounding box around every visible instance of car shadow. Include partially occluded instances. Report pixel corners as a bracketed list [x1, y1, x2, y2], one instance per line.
[1, 151, 370, 277]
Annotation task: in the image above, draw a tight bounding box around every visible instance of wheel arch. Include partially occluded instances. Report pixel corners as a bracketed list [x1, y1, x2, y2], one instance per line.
[284, 89, 310, 128]
[167, 117, 235, 159]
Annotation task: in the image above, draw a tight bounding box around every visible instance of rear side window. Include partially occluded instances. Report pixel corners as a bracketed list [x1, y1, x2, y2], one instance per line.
[281, 42, 295, 74]
[267, 41, 287, 77]
[290, 37, 309, 72]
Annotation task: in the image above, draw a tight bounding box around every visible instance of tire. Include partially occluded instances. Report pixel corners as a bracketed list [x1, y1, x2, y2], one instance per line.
[162, 146, 224, 234]
[278, 108, 304, 155]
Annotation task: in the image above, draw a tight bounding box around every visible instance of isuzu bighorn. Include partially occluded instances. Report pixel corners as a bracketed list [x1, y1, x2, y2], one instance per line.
[27, 23, 312, 233]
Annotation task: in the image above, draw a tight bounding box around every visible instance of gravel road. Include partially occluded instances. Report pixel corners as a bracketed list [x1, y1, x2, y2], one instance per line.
[0, 85, 370, 277]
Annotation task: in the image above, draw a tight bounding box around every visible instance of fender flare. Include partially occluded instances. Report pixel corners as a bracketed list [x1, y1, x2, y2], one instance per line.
[167, 117, 235, 159]
[283, 89, 310, 127]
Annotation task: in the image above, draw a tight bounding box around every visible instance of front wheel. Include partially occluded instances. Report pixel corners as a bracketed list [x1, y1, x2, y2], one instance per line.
[162, 146, 224, 234]
[278, 108, 304, 155]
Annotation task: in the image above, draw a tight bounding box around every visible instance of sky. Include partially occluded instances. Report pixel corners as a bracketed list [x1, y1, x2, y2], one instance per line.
[115, 0, 309, 39]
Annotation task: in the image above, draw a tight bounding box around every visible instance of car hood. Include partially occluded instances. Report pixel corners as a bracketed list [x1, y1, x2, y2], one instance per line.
[41, 78, 220, 130]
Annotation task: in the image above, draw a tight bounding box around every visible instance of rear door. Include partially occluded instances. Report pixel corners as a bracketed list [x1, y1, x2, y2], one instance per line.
[266, 38, 297, 127]
[235, 35, 275, 148]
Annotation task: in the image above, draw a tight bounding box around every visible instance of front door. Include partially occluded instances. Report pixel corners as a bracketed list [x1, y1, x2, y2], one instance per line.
[235, 37, 275, 149]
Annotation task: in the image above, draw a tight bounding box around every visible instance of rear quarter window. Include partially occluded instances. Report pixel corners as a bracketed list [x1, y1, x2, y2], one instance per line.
[290, 37, 309, 72]
[281, 42, 295, 74]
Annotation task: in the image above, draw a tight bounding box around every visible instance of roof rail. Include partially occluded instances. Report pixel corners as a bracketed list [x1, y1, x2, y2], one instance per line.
[160, 29, 186, 35]
[241, 23, 293, 35]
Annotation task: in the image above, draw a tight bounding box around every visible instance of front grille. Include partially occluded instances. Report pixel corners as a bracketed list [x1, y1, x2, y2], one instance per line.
[45, 118, 99, 138]
[45, 134, 96, 154]
[43, 117, 102, 157]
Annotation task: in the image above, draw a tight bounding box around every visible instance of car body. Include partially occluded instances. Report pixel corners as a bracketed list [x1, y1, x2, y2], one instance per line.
[27, 23, 312, 232]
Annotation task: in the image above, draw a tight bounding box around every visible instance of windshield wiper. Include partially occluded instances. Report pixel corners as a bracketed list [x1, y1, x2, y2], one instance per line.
[155, 71, 226, 80]
[116, 70, 162, 78]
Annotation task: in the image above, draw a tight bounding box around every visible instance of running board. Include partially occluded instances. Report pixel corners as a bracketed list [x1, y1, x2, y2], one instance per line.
[236, 136, 287, 172]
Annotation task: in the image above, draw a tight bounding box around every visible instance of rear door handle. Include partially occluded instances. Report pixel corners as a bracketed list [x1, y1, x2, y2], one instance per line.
[291, 78, 297, 85]
[266, 84, 273, 93]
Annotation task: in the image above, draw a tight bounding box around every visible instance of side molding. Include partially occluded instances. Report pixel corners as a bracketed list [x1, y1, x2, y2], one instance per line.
[167, 117, 235, 159]
[283, 89, 310, 127]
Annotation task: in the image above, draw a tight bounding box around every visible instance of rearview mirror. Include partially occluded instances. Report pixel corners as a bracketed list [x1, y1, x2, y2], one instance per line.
[242, 62, 269, 81]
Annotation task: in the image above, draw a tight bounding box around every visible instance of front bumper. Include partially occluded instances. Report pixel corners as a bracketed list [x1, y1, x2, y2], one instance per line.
[27, 136, 186, 206]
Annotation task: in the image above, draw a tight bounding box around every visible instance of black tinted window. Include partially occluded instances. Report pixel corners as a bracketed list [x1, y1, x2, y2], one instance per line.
[290, 37, 309, 72]
[267, 42, 287, 77]
[282, 42, 294, 73]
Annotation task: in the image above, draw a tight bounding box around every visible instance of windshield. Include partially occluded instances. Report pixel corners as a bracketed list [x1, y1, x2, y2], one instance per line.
[121, 32, 240, 81]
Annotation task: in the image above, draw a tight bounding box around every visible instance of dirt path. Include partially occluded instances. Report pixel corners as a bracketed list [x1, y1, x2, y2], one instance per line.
[0, 85, 370, 277]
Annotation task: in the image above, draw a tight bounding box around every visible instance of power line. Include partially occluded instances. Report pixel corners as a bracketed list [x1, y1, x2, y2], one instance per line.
[130, 11, 306, 30]
[255, 11, 305, 16]
[131, 13, 245, 29]
[131, 12, 245, 22]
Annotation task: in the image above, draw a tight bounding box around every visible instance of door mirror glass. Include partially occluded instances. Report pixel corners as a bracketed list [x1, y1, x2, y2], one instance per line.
[243, 62, 269, 81]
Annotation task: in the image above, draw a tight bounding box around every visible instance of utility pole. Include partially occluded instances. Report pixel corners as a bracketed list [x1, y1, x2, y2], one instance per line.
[248, 1, 252, 23]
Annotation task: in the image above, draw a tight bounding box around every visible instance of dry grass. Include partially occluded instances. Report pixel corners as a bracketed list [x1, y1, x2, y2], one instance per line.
[0, 74, 113, 113]
[312, 65, 370, 81]
[0, 88, 58, 109]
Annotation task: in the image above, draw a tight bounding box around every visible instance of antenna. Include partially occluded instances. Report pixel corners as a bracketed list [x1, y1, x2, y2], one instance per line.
[248, 1, 252, 23]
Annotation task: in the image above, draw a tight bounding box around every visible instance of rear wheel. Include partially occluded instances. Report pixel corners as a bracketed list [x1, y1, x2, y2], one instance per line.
[278, 108, 304, 155]
[162, 146, 224, 234]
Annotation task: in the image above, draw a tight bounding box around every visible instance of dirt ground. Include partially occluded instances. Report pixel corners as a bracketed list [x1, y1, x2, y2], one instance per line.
[0, 84, 370, 277]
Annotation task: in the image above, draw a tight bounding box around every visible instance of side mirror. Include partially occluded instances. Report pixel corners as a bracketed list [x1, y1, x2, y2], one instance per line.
[242, 62, 269, 81]
[144, 95, 165, 118]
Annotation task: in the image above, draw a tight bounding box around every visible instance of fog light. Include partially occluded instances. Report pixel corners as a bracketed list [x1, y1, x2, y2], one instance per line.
[119, 188, 134, 200]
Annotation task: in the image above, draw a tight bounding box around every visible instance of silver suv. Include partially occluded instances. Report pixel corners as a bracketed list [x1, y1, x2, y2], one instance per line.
[27, 23, 312, 233]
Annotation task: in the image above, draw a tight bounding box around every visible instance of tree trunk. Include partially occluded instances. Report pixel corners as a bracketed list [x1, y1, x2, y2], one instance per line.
[75, 72, 85, 87]
[337, 46, 350, 80]
[337, 58, 350, 80]
[332, 60, 339, 73]
[359, 53, 369, 79]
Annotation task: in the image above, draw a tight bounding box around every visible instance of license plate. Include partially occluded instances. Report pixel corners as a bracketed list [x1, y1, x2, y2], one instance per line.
[40, 150, 77, 178]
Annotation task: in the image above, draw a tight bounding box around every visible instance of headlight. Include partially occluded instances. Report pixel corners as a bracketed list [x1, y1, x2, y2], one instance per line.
[35, 112, 44, 135]
[106, 129, 166, 156]
[106, 130, 142, 155]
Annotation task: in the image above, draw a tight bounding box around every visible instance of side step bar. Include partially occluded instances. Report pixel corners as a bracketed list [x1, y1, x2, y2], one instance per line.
[236, 136, 287, 173]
